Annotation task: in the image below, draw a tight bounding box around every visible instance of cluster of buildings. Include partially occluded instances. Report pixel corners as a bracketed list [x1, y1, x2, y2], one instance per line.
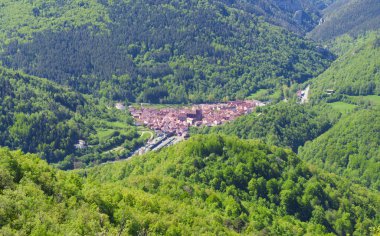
[129, 100, 264, 137]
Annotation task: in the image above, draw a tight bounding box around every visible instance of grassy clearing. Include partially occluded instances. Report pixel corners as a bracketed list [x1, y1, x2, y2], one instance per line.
[247, 89, 282, 102]
[95, 119, 134, 140]
[329, 102, 357, 114]
[96, 129, 116, 141]
[140, 132, 153, 140]
[103, 121, 131, 129]
[247, 89, 269, 100]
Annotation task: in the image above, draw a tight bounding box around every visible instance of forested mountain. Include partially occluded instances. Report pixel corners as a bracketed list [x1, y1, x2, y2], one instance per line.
[0, 0, 334, 43]
[0, 67, 87, 162]
[1, 135, 379, 235]
[1, 1, 379, 235]
[299, 109, 380, 191]
[211, 0, 334, 34]
[310, 32, 380, 100]
[192, 102, 340, 152]
[0, 66, 142, 169]
[0, 0, 333, 103]
[308, 0, 380, 41]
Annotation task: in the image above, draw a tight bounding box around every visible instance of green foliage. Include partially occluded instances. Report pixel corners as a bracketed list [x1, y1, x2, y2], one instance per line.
[1, 0, 333, 103]
[0, 147, 115, 235]
[309, 0, 380, 41]
[0, 66, 141, 168]
[310, 32, 380, 100]
[328, 101, 357, 114]
[349, 95, 380, 109]
[0, 0, 110, 46]
[192, 102, 339, 151]
[57, 135, 380, 234]
[1, 136, 379, 235]
[299, 109, 380, 190]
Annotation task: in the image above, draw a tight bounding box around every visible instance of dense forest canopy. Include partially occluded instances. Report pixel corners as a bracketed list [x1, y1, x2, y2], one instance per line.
[299, 109, 380, 191]
[309, 32, 380, 101]
[0, 66, 143, 169]
[1, 0, 333, 103]
[1, 135, 379, 235]
[308, 0, 380, 41]
[0, 0, 334, 45]
[0, 0, 379, 235]
[192, 102, 340, 152]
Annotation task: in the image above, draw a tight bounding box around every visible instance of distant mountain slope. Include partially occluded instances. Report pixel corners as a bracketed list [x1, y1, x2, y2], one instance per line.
[0, 0, 330, 44]
[222, 0, 333, 34]
[1, 135, 379, 235]
[1, 0, 333, 103]
[299, 109, 380, 190]
[0, 67, 140, 168]
[0, 0, 110, 46]
[308, 0, 380, 41]
[0, 67, 87, 163]
[310, 33, 380, 99]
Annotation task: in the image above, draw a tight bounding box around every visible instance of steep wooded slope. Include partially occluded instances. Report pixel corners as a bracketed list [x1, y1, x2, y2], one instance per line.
[0, 0, 331, 44]
[1, 135, 379, 235]
[217, 0, 333, 34]
[0, 67, 141, 168]
[299, 109, 380, 190]
[310, 33, 380, 100]
[1, 0, 333, 103]
[308, 0, 380, 41]
[191, 103, 340, 152]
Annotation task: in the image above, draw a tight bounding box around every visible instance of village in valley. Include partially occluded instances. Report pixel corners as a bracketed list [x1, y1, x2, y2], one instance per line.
[123, 100, 264, 155]
[129, 100, 265, 137]
[95, 100, 266, 157]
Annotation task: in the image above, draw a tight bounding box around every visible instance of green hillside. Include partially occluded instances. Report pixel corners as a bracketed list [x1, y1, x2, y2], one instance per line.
[0, 0, 333, 43]
[299, 109, 380, 190]
[0, 66, 142, 169]
[215, 0, 333, 34]
[0, 0, 110, 46]
[0, 0, 333, 103]
[1, 135, 379, 235]
[308, 0, 380, 41]
[310, 33, 380, 100]
[0, 1, 379, 235]
[192, 102, 340, 152]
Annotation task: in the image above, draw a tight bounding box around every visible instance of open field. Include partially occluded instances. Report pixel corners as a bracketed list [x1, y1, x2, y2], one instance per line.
[329, 102, 357, 114]
[247, 89, 282, 101]
[247, 89, 269, 100]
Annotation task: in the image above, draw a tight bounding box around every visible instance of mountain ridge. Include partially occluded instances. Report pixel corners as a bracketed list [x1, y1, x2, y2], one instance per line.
[308, 0, 380, 41]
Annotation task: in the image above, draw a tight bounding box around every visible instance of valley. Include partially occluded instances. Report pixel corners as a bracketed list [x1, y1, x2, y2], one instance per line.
[130, 100, 265, 136]
[0, 0, 379, 235]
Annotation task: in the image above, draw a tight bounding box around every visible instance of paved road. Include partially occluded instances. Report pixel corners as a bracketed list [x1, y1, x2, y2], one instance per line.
[99, 134, 184, 166]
